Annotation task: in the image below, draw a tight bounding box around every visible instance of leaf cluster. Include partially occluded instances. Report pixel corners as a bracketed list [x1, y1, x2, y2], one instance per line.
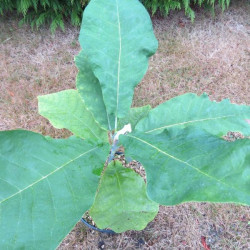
[0, 0, 249, 249]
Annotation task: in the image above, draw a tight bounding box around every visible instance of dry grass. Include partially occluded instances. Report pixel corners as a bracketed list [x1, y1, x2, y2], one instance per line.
[0, 17, 79, 137]
[0, 0, 250, 249]
[135, 1, 250, 107]
[59, 203, 249, 249]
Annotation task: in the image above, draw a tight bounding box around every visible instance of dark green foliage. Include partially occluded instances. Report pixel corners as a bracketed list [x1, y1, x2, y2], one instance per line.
[0, 0, 89, 32]
[0, 0, 230, 31]
[140, 0, 231, 21]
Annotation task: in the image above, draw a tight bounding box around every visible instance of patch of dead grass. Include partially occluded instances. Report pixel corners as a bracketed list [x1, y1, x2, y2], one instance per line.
[0, 0, 249, 249]
[0, 15, 80, 137]
[58, 203, 249, 249]
[134, 0, 250, 107]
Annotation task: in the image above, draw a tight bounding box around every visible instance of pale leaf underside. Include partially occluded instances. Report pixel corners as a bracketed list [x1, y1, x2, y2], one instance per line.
[38, 89, 108, 142]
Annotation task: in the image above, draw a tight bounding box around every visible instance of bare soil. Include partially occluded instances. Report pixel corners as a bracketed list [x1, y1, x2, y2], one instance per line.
[0, 0, 249, 249]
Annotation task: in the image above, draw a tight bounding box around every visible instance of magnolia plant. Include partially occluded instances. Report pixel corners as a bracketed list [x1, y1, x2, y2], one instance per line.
[0, 0, 250, 248]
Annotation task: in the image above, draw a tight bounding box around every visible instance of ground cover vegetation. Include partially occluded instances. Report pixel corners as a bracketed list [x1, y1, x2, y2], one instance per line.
[0, 0, 250, 250]
[0, 0, 231, 31]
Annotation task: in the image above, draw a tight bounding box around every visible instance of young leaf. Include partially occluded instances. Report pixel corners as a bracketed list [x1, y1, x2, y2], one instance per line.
[117, 105, 151, 130]
[120, 128, 250, 206]
[38, 89, 108, 142]
[89, 161, 159, 233]
[0, 130, 109, 249]
[76, 51, 115, 130]
[79, 0, 158, 129]
[136, 93, 250, 136]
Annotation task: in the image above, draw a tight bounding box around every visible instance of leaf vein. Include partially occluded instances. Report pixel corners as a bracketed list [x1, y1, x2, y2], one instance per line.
[127, 134, 234, 188]
[0, 147, 98, 204]
[145, 115, 235, 133]
[115, 0, 122, 130]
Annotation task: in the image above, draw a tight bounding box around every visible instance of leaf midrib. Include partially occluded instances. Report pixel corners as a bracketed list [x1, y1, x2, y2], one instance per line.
[115, 0, 121, 130]
[0, 146, 98, 204]
[145, 115, 235, 133]
[127, 134, 245, 193]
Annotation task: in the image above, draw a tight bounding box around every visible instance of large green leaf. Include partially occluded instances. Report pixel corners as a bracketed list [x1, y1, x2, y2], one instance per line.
[79, 0, 158, 129]
[136, 93, 250, 136]
[117, 105, 151, 130]
[120, 128, 250, 206]
[89, 161, 158, 233]
[76, 51, 115, 130]
[38, 89, 108, 142]
[0, 130, 109, 249]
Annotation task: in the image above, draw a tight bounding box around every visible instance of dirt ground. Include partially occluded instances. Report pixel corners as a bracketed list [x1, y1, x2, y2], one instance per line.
[0, 0, 249, 249]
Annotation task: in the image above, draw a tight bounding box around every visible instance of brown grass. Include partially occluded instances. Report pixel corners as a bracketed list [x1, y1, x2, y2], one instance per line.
[0, 18, 79, 137]
[0, 0, 249, 249]
[59, 203, 249, 249]
[134, 1, 250, 108]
